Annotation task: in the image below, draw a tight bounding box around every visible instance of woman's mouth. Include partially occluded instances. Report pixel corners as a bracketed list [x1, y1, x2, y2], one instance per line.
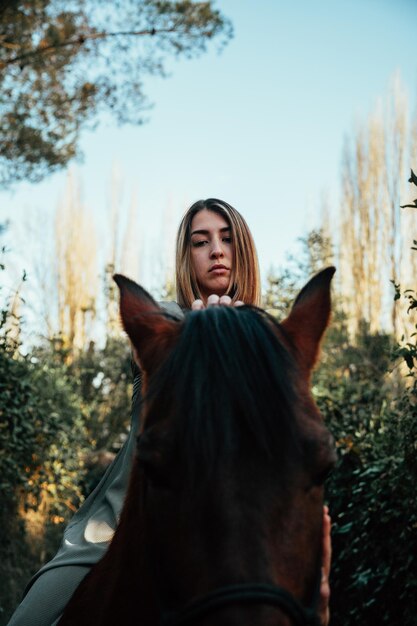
[209, 264, 228, 272]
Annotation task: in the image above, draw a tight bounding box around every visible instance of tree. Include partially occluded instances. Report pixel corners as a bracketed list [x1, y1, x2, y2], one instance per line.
[55, 172, 98, 352]
[0, 0, 232, 187]
[339, 75, 417, 338]
[264, 228, 334, 317]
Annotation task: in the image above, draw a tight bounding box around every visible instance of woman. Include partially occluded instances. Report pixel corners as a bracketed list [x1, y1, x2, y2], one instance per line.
[175, 197, 261, 309]
[8, 198, 331, 626]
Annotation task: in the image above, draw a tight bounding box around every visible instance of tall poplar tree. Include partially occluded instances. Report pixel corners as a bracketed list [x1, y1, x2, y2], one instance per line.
[55, 172, 98, 352]
[339, 76, 417, 337]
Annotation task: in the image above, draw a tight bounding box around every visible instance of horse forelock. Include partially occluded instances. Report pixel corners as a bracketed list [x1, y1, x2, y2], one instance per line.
[143, 306, 311, 491]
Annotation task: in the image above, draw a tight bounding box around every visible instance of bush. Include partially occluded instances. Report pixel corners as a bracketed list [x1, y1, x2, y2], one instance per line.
[318, 320, 417, 625]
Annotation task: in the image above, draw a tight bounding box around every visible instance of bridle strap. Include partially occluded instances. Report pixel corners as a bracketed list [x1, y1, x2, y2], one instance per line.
[161, 583, 321, 626]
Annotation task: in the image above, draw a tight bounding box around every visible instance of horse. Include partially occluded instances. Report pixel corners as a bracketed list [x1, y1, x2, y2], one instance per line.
[58, 267, 336, 626]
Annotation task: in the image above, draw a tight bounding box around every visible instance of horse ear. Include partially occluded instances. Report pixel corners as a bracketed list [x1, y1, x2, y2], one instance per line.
[113, 274, 180, 375]
[281, 267, 335, 373]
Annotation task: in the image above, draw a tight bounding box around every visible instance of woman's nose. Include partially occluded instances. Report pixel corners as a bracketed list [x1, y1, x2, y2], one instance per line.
[210, 240, 224, 258]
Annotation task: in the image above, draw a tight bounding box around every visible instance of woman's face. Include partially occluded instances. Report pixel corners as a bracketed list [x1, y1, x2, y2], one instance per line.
[189, 209, 233, 302]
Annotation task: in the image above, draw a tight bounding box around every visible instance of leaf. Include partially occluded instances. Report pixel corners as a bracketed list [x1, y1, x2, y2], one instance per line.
[337, 522, 353, 534]
[409, 169, 417, 186]
[400, 200, 417, 209]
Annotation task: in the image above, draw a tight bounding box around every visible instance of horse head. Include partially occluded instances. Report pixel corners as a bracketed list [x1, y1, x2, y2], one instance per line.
[112, 267, 336, 626]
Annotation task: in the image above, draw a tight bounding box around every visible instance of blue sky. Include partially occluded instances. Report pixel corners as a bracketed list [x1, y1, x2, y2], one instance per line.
[2, 0, 417, 300]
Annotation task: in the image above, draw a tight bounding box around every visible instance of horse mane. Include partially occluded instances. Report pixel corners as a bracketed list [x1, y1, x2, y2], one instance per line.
[143, 306, 304, 490]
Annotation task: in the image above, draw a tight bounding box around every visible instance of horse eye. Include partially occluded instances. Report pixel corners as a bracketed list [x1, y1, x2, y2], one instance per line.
[137, 438, 174, 489]
[138, 455, 173, 491]
[313, 462, 335, 487]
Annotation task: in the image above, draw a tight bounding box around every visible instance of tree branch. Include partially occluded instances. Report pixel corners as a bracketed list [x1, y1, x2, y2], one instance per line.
[0, 39, 20, 51]
[2, 26, 180, 67]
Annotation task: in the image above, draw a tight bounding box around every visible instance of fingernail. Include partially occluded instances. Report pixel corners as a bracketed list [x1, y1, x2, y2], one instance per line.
[207, 294, 220, 305]
[192, 299, 204, 310]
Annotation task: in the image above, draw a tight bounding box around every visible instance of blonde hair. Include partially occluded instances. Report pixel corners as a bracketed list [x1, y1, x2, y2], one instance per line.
[175, 198, 261, 309]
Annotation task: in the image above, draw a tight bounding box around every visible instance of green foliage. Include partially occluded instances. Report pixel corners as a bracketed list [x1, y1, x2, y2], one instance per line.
[320, 326, 417, 625]
[0, 0, 232, 187]
[0, 342, 88, 513]
[0, 262, 86, 621]
[0, 299, 89, 518]
[0, 258, 134, 622]
[264, 229, 334, 317]
[74, 338, 133, 452]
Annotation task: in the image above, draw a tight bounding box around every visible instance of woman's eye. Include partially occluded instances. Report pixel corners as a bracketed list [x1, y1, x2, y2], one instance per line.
[223, 237, 232, 244]
[192, 240, 208, 247]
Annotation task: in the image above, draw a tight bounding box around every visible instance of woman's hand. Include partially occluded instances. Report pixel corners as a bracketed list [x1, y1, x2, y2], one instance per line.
[319, 505, 332, 626]
[191, 295, 244, 309]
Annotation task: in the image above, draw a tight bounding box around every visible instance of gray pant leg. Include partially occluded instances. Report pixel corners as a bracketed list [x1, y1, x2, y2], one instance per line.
[7, 566, 90, 626]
